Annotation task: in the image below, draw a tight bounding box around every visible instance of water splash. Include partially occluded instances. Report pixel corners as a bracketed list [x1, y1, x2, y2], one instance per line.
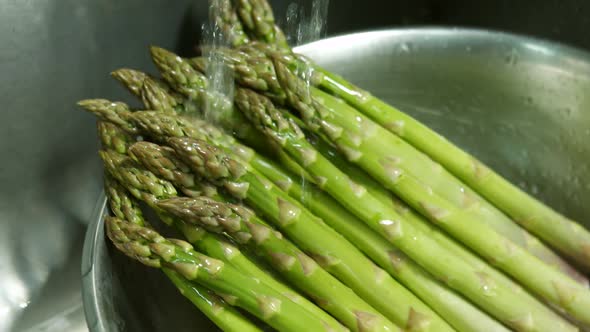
[200, 0, 236, 124]
[284, 0, 329, 89]
[283, 0, 329, 203]
[284, 0, 329, 46]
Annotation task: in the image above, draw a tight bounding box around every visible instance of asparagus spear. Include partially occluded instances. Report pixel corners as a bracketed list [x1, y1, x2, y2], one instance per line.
[314, 65, 590, 272]
[230, 0, 590, 270]
[162, 269, 263, 332]
[128, 140, 403, 332]
[98, 124, 260, 332]
[235, 87, 580, 332]
[209, 0, 251, 48]
[167, 136, 464, 332]
[229, 153, 509, 332]
[160, 195, 403, 332]
[97, 121, 135, 155]
[103, 175, 262, 332]
[111, 68, 150, 96]
[100, 147, 310, 308]
[126, 58, 584, 329]
[78, 99, 138, 134]
[268, 55, 590, 325]
[233, 0, 289, 49]
[161, 80, 578, 329]
[105, 216, 336, 332]
[95, 120, 308, 315]
[120, 85, 508, 331]
[192, 42, 587, 285]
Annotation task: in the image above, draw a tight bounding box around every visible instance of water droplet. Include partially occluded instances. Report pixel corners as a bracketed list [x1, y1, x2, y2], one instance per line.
[505, 49, 519, 66]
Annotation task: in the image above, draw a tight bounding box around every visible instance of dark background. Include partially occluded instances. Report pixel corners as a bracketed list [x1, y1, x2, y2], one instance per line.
[0, 0, 588, 330]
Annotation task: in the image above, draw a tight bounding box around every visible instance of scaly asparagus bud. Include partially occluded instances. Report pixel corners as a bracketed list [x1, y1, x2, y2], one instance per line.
[99, 150, 177, 205]
[106, 216, 339, 331]
[234, 0, 288, 49]
[150, 46, 208, 100]
[235, 88, 304, 147]
[166, 137, 249, 198]
[78, 99, 138, 134]
[97, 121, 134, 154]
[129, 141, 218, 198]
[110, 68, 149, 96]
[104, 175, 145, 226]
[210, 0, 250, 47]
[140, 78, 179, 113]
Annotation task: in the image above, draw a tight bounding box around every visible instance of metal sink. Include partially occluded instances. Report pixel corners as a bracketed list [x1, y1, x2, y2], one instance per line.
[1, 0, 589, 331]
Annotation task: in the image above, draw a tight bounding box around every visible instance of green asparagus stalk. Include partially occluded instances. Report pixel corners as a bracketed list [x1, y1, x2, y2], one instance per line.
[105, 216, 334, 332]
[241, 152, 509, 332]
[120, 83, 508, 331]
[316, 66, 590, 272]
[159, 195, 400, 332]
[167, 136, 459, 332]
[99, 127, 260, 332]
[128, 140, 400, 332]
[235, 87, 579, 332]
[79, 99, 138, 134]
[99, 147, 307, 307]
[192, 42, 587, 285]
[174, 83, 579, 329]
[229, 0, 590, 270]
[95, 122, 307, 315]
[100, 143, 355, 331]
[269, 55, 590, 325]
[161, 269, 263, 332]
[104, 175, 144, 225]
[103, 175, 262, 332]
[126, 141, 354, 332]
[127, 57, 581, 330]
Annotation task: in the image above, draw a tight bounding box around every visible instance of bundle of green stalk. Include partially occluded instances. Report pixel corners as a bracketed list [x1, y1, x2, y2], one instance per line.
[78, 1, 590, 331]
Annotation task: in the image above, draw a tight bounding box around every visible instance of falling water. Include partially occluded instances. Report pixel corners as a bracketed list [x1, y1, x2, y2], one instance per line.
[202, 0, 330, 204]
[283, 0, 330, 203]
[200, 0, 236, 124]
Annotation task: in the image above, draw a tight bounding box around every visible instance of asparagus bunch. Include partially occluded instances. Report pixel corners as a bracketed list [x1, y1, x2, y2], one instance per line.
[234, 87, 579, 331]
[165, 135, 451, 331]
[113, 70, 510, 332]
[260, 57, 590, 325]
[231, 0, 590, 272]
[188, 40, 587, 286]
[98, 121, 263, 332]
[106, 216, 338, 332]
[105, 184, 262, 332]
[95, 122, 360, 331]
[77, 2, 590, 330]
[126, 140, 393, 332]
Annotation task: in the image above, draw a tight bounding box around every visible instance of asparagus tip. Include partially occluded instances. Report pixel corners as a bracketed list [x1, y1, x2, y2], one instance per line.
[111, 68, 148, 96]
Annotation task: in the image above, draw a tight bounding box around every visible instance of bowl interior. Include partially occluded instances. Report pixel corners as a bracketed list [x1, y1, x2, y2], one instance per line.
[82, 29, 590, 331]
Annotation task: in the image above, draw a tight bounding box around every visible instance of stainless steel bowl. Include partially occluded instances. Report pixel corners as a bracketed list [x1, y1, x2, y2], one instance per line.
[82, 28, 590, 331]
